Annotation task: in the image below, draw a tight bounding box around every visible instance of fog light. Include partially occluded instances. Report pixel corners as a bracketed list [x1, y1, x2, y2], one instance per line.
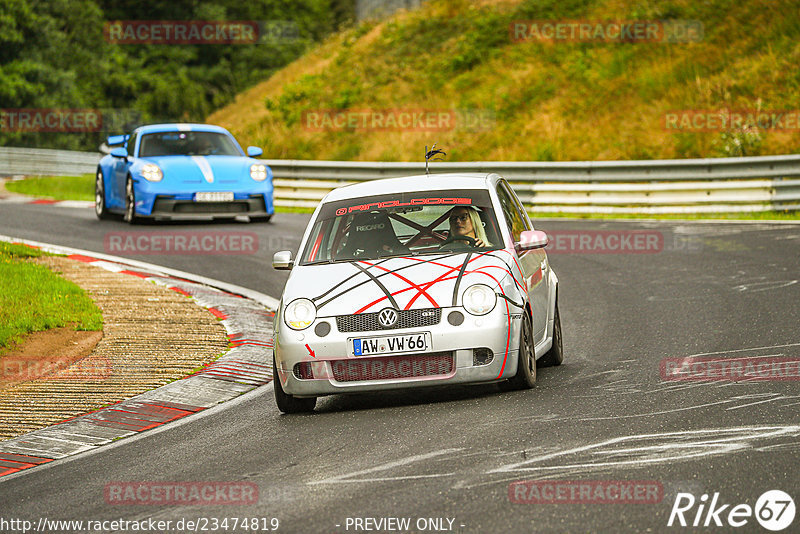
[473, 348, 494, 366]
[315, 321, 331, 337]
[293, 362, 314, 379]
[447, 311, 464, 326]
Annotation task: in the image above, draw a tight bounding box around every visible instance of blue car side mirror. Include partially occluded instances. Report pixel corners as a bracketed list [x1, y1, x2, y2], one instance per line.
[107, 134, 129, 146]
[110, 147, 128, 158]
[247, 146, 263, 158]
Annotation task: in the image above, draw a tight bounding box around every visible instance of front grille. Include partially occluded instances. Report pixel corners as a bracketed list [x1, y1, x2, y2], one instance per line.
[331, 352, 454, 382]
[173, 202, 248, 214]
[336, 308, 441, 332]
[152, 196, 266, 215]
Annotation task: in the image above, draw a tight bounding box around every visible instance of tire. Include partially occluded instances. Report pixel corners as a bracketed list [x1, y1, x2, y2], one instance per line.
[273, 355, 316, 414]
[538, 298, 563, 368]
[123, 175, 139, 224]
[95, 169, 111, 220]
[250, 214, 272, 223]
[504, 311, 537, 390]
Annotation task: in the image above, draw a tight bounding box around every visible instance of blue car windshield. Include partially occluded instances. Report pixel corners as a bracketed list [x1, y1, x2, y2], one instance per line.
[300, 189, 503, 265]
[138, 132, 241, 157]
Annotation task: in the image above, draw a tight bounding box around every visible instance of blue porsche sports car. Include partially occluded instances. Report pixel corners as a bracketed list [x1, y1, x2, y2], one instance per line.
[95, 123, 274, 223]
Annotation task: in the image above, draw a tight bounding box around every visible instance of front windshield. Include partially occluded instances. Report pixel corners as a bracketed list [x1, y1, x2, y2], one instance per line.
[300, 189, 502, 265]
[138, 131, 242, 157]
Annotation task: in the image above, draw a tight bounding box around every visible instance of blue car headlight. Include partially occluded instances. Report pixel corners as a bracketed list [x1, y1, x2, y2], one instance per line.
[141, 164, 163, 182]
[250, 164, 268, 181]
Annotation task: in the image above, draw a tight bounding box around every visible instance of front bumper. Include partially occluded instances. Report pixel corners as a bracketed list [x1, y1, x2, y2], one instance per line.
[132, 181, 274, 218]
[149, 195, 271, 218]
[274, 306, 522, 397]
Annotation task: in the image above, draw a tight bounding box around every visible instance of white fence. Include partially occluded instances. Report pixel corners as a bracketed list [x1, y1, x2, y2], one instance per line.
[1, 147, 798, 213]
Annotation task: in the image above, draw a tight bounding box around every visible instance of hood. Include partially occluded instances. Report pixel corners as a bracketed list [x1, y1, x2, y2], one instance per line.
[140, 155, 253, 184]
[283, 251, 520, 317]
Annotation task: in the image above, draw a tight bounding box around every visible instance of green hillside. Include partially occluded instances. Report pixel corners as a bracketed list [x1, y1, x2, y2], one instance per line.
[208, 0, 800, 162]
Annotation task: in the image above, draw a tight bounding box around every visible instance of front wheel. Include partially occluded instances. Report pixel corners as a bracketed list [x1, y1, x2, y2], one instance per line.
[504, 311, 537, 390]
[538, 299, 563, 368]
[124, 176, 139, 224]
[95, 169, 111, 220]
[273, 355, 316, 414]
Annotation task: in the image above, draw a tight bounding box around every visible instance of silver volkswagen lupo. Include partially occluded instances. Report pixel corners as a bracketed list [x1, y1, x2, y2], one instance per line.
[272, 173, 562, 413]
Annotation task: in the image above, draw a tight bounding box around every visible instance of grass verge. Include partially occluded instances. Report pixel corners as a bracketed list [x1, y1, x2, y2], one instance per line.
[5, 174, 94, 201]
[0, 242, 103, 352]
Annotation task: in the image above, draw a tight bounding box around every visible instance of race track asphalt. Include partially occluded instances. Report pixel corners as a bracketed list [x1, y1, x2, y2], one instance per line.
[1, 203, 798, 533]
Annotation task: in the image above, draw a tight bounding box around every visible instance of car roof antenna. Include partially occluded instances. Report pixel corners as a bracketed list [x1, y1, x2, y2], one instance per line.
[425, 143, 446, 174]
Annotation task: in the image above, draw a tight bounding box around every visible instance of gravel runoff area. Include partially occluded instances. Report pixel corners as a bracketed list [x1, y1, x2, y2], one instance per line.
[0, 255, 230, 440]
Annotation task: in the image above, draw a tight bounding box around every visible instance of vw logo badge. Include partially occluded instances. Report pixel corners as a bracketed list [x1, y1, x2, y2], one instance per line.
[378, 308, 398, 328]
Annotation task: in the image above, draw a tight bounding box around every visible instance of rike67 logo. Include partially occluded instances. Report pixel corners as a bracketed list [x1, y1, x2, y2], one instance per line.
[668, 490, 795, 531]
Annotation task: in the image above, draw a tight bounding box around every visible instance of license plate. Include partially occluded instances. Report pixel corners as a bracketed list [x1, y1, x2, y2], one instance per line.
[350, 332, 431, 357]
[195, 192, 234, 202]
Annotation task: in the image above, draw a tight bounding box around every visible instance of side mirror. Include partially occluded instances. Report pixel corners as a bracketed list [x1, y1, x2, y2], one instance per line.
[516, 230, 548, 251]
[273, 250, 293, 270]
[107, 134, 129, 146]
[247, 146, 263, 158]
[110, 147, 129, 159]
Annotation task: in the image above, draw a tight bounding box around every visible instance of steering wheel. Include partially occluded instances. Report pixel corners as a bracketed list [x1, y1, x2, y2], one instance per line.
[439, 235, 477, 250]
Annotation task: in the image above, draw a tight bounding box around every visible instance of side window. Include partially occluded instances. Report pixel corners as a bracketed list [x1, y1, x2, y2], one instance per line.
[126, 132, 138, 157]
[505, 181, 532, 231]
[496, 181, 526, 242]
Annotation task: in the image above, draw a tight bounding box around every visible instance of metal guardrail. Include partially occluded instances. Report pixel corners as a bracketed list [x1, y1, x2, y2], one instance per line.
[1, 147, 798, 213]
[264, 157, 800, 214]
[0, 147, 101, 178]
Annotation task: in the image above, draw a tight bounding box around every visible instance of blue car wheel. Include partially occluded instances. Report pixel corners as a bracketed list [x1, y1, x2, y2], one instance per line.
[95, 169, 112, 220]
[124, 176, 139, 224]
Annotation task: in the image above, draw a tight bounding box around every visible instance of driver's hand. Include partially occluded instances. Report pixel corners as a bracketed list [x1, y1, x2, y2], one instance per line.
[474, 238, 485, 247]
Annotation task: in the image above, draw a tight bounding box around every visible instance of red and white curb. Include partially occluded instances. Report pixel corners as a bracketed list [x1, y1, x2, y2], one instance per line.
[0, 236, 278, 479]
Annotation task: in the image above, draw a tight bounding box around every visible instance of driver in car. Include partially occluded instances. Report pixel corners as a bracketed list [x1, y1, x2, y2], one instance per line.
[442, 206, 490, 248]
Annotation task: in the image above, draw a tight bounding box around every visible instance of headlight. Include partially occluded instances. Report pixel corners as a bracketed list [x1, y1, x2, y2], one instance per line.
[284, 298, 316, 330]
[141, 163, 163, 182]
[462, 284, 496, 316]
[250, 164, 268, 181]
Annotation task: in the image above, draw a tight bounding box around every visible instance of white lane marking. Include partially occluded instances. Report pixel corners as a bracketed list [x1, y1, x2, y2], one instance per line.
[308, 448, 464, 485]
[487, 425, 800, 474]
[726, 394, 800, 411]
[689, 341, 800, 358]
[576, 398, 738, 421]
[191, 156, 214, 183]
[733, 280, 798, 292]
